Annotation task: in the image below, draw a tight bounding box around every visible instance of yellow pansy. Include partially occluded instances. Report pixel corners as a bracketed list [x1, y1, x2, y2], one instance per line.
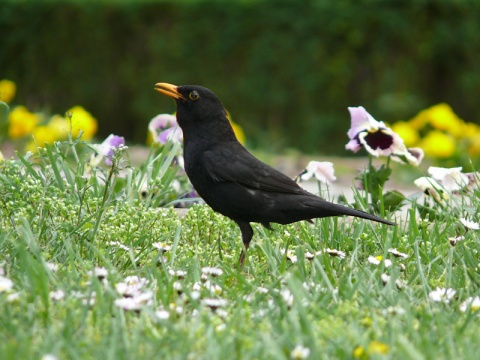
[0, 79, 16, 103]
[426, 103, 464, 137]
[25, 125, 59, 153]
[0, 150, 4, 161]
[47, 115, 71, 141]
[391, 121, 420, 147]
[66, 106, 98, 140]
[408, 103, 465, 138]
[408, 108, 430, 130]
[468, 133, 480, 156]
[8, 106, 39, 139]
[462, 122, 480, 139]
[419, 130, 456, 158]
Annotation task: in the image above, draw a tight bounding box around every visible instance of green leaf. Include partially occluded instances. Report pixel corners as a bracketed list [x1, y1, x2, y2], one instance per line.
[0, 101, 9, 139]
[0, 101, 9, 123]
[416, 204, 447, 222]
[383, 190, 405, 211]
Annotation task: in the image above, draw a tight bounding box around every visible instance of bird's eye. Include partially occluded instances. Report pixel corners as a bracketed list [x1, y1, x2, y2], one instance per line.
[189, 91, 200, 100]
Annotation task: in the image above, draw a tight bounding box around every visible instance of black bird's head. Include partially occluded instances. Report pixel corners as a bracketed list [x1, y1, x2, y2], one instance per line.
[155, 83, 236, 142]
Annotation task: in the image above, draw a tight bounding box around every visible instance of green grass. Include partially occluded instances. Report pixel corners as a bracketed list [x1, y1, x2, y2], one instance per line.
[1, 139, 480, 360]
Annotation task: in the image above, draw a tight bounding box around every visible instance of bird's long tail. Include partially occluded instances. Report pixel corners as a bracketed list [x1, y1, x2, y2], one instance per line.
[327, 202, 395, 225]
[312, 198, 395, 225]
[282, 196, 396, 226]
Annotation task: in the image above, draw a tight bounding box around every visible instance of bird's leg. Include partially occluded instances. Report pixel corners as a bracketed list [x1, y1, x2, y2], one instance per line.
[236, 221, 253, 267]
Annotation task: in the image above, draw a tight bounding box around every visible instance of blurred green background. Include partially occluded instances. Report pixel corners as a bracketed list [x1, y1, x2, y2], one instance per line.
[2, 0, 479, 155]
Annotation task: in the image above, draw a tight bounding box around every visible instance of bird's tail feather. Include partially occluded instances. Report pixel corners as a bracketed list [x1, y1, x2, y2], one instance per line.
[305, 198, 395, 226]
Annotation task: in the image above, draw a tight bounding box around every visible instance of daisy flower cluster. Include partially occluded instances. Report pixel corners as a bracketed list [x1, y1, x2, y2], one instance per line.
[413, 165, 479, 243]
[428, 287, 480, 314]
[281, 247, 346, 264]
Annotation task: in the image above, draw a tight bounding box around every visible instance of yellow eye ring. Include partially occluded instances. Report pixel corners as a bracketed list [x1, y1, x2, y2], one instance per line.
[189, 91, 200, 100]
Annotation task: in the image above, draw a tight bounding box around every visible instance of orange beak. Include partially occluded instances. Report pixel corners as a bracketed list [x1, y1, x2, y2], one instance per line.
[154, 82, 185, 100]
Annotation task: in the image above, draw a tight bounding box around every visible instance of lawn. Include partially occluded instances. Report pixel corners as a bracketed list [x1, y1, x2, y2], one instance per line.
[1, 136, 480, 360]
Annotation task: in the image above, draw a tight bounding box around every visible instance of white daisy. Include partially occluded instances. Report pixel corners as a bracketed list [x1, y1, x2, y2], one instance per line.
[168, 269, 188, 279]
[115, 276, 148, 297]
[460, 218, 480, 230]
[41, 354, 59, 360]
[88, 266, 109, 280]
[49, 289, 65, 302]
[202, 298, 228, 310]
[203, 280, 223, 295]
[280, 289, 294, 308]
[428, 287, 456, 303]
[325, 248, 346, 259]
[280, 248, 298, 263]
[108, 241, 131, 251]
[367, 256, 381, 265]
[380, 273, 391, 285]
[201, 267, 223, 277]
[169, 302, 184, 314]
[155, 309, 171, 320]
[6, 292, 21, 302]
[0, 276, 14, 293]
[388, 248, 408, 258]
[46, 262, 59, 272]
[114, 297, 142, 311]
[115, 291, 153, 311]
[173, 281, 183, 294]
[290, 345, 311, 359]
[449, 235, 465, 246]
[459, 296, 480, 313]
[367, 256, 392, 268]
[153, 242, 172, 252]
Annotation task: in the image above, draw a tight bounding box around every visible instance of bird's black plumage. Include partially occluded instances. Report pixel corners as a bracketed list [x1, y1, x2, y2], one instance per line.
[155, 83, 395, 262]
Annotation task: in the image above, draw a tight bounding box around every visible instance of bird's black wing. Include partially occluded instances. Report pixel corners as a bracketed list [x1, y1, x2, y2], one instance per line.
[202, 144, 308, 195]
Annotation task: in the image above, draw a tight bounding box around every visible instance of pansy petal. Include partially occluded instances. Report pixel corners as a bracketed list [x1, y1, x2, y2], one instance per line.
[157, 126, 183, 144]
[358, 128, 404, 157]
[149, 114, 183, 145]
[301, 161, 336, 184]
[148, 114, 177, 132]
[391, 147, 424, 166]
[108, 135, 125, 148]
[345, 138, 362, 152]
[428, 166, 469, 192]
[88, 134, 125, 167]
[414, 176, 448, 202]
[347, 106, 386, 140]
[405, 147, 424, 166]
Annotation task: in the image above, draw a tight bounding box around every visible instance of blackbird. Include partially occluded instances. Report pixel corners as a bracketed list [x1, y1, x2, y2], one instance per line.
[155, 83, 395, 263]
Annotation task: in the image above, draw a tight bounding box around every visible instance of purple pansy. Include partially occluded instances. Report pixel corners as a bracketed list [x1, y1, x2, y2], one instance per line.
[346, 106, 423, 166]
[148, 114, 183, 144]
[93, 134, 125, 165]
